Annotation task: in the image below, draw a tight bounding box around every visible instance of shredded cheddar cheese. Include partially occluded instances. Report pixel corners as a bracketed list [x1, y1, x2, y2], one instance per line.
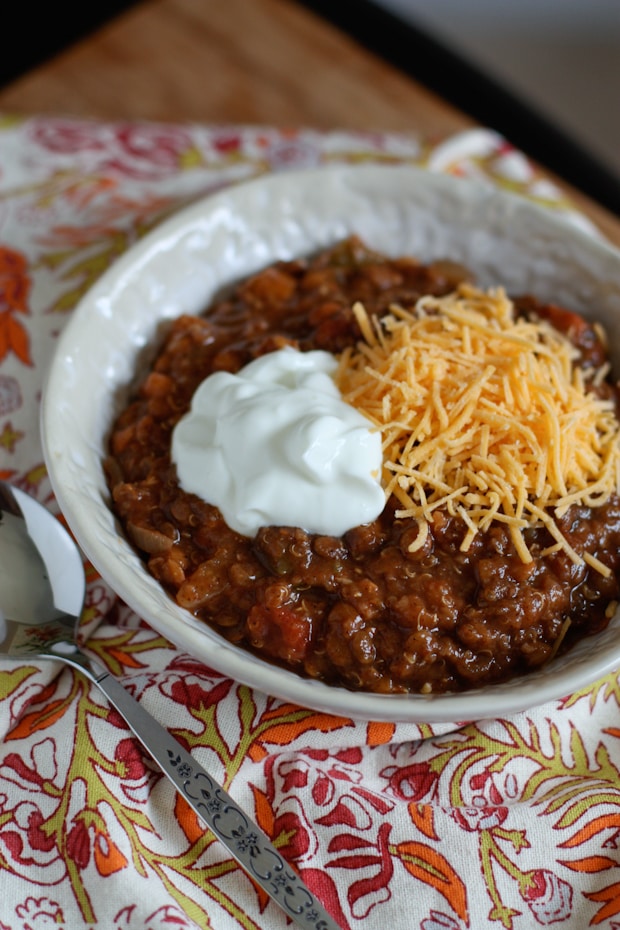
[334, 283, 620, 573]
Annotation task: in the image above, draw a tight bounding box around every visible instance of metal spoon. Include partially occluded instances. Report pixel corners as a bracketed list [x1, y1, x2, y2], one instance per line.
[0, 481, 340, 930]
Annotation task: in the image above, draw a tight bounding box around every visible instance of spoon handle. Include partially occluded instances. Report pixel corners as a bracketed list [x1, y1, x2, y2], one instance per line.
[90, 668, 340, 930]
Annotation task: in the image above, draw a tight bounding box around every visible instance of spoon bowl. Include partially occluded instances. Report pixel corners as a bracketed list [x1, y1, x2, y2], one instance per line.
[0, 483, 86, 659]
[0, 480, 341, 930]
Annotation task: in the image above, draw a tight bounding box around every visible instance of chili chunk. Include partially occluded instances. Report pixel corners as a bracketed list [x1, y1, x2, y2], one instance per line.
[105, 237, 620, 694]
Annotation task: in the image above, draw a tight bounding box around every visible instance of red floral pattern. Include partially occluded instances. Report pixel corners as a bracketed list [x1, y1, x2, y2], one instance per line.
[0, 114, 616, 930]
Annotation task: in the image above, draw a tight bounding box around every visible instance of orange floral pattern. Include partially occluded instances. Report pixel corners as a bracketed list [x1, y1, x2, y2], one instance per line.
[0, 115, 616, 930]
[0, 247, 32, 366]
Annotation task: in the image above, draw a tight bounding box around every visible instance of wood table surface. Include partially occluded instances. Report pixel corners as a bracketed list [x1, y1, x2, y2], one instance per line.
[1, 0, 619, 245]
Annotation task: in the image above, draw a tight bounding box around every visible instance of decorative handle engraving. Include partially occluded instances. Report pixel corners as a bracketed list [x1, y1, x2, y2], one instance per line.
[92, 673, 340, 929]
[167, 752, 335, 928]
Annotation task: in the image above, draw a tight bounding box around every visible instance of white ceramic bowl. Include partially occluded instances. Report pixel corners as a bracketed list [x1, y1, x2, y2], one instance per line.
[42, 164, 620, 723]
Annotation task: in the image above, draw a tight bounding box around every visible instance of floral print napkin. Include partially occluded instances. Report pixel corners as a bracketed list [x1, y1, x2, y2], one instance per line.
[0, 114, 618, 930]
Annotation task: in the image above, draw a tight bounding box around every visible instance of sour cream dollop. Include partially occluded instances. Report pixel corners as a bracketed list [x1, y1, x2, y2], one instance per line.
[171, 346, 384, 537]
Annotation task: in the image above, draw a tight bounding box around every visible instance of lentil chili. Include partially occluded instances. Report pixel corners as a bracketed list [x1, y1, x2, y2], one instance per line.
[105, 236, 620, 694]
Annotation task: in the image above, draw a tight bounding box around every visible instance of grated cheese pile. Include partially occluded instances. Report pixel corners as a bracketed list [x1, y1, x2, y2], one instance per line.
[334, 282, 620, 574]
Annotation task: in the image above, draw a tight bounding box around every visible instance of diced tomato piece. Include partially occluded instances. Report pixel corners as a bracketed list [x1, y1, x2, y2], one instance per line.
[247, 604, 312, 664]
